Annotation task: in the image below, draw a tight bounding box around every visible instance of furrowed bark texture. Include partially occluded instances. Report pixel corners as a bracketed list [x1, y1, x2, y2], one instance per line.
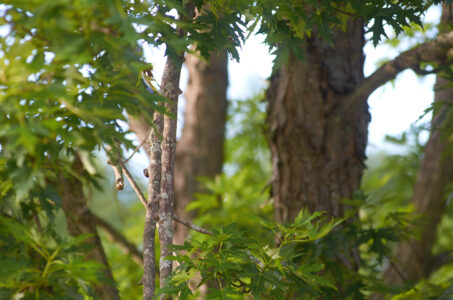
[143, 112, 163, 300]
[59, 156, 119, 300]
[384, 4, 453, 284]
[159, 56, 184, 293]
[174, 51, 228, 245]
[267, 19, 368, 222]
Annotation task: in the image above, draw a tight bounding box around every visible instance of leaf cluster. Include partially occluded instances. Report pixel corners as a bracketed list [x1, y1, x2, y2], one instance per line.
[0, 214, 103, 299]
[159, 211, 341, 299]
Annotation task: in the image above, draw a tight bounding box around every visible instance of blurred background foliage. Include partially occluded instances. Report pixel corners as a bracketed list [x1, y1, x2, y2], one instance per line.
[1, 0, 453, 299]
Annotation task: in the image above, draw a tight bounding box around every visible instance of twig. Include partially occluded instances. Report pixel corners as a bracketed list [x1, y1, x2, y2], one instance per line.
[123, 128, 151, 164]
[333, 7, 356, 18]
[120, 162, 148, 208]
[173, 214, 213, 236]
[92, 213, 143, 266]
[388, 259, 408, 283]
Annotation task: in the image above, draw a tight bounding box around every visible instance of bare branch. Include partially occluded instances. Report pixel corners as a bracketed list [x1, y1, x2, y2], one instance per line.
[388, 258, 408, 283]
[351, 31, 453, 104]
[173, 214, 213, 236]
[123, 128, 151, 164]
[92, 213, 143, 266]
[120, 162, 148, 208]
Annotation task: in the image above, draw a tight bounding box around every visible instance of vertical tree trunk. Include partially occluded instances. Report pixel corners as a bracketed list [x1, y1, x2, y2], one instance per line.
[128, 49, 227, 296]
[158, 55, 184, 293]
[59, 156, 120, 300]
[174, 51, 228, 244]
[384, 4, 453, 284]
[266, 19, 368, 223]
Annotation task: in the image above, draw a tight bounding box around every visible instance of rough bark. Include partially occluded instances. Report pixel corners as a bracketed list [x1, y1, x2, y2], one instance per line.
[174, 51, 228, 245]
[267, 19, 368, 222]
[158, 55, 184, 294]
[59, 156, 120, 300]
[143, 110, 162, 299]
[383, 4, 453, 284]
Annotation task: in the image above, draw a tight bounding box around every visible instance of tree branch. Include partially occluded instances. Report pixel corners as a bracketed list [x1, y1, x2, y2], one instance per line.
[120, 162, 148, 208]
[173, 214, 213, 236]
[388, 258, 408, 283]
[92, 213, 143, 266]
[123, 128, 151, 164]
[156, 6, 195, 297]
[352, 31, 453, 104]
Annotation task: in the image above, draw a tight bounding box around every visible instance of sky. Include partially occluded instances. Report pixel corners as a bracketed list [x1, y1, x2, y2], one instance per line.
[144, 5, 442, 155]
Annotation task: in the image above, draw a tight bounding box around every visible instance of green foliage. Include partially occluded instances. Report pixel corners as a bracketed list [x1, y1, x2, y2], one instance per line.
[178, 92, 453, 299]
[248, 0, 442, 67]
[359, 127, 453, 298]
[0, 0, 159, 206]
[159, 211, 341, 299]
[186, 94, 272, 235]
[87, 167, 146, 300]
[0, 215, 103, 299]
[1, 0, 452, 298]
[361, 130, 424, 227]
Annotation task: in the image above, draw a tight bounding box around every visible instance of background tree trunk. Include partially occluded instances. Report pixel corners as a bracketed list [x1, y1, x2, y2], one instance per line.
[174, 51, 228, 244]
[59, 156, 120, 300]
[266, 19, 369, 223]
[384, 4, 453, 284]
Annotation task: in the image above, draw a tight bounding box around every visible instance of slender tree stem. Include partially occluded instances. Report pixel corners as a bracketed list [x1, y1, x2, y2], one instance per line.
[142, 4, 194, 298]
[143, 111, 164, 300]
[158, 55, 183, 298]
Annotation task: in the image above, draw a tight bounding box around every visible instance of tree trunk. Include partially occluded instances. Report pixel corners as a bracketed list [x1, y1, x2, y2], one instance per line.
[266, 19, 369, 223]
[384, 4, 453, 284]
[174, 51, 228, 244]
[59, 155, 120, 300]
